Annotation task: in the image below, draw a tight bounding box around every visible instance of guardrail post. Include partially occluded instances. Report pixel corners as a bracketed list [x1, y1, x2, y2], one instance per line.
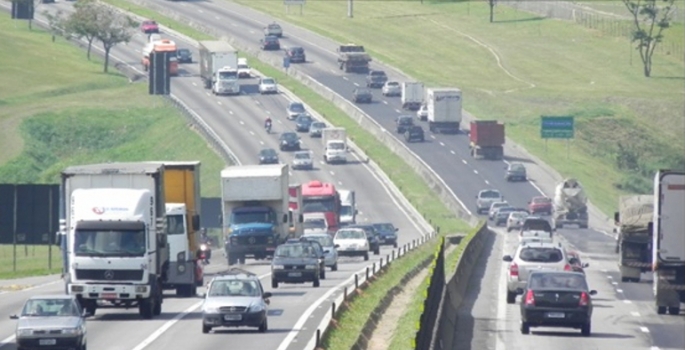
[379, 258, 383, 269]
[316, 329, 321, 348]
[355, 274, 359, 289]
[366, 267, 370, 280]
[344, 286, 348, 301]
[391, 250, 395, 260]
[332, 302, 336, 318]
[373, 262, 377, 273]
[386, 254, 390, 265]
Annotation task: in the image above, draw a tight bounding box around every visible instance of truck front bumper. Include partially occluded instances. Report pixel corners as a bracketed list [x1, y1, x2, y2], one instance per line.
[68, 283, 151, 299]
[227, 244, 277, 257]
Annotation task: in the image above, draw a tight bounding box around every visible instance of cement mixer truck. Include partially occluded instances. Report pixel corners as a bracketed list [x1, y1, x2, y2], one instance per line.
[614, 195, 653, 282]
[552, 178, 589, 229]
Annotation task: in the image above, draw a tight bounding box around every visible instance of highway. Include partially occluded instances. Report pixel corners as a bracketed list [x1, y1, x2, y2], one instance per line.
[101, 0, 685, 349]
[0, 2, 432, 350]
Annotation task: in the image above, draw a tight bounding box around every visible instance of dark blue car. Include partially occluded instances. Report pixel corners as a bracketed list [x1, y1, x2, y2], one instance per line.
[372, 223, 398, 248]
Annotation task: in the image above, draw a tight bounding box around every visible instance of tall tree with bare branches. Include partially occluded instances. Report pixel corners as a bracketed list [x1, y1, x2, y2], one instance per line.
[622, 0, 676, 77]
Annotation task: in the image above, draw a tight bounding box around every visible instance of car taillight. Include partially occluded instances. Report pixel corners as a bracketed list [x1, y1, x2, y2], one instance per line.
[564, 264, 572, 271]
[525, 290, 535, 306]
[579, 292, 589, 306]
[510, 263, 519, 277]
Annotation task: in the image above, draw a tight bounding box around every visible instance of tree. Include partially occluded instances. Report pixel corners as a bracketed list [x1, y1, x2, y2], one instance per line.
[93, 5, 136, 73]
[64, 0, 100, 60]
[43, 10, 65, 42]
[622, 0, 676, 77]
[488, 0, 496, 23]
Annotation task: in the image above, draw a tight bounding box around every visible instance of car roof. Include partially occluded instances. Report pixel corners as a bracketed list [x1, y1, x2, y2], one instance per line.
[518, 241, 563, 249]
[479, 189, 501, 194]
[28, 295, 76, 300]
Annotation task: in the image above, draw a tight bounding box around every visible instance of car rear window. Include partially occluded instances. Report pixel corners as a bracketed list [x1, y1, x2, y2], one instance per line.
[529, 273, 588, 289]
[519, 247, 563, 263]
[480, 190, 501, 199]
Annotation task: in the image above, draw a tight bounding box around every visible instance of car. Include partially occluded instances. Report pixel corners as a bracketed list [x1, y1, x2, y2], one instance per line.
[309, 121, 326, 138]
[405, 125, 425, 143]
[396, 115, 414, 134]
[11, 295, 87, 350]
[416, 103, 428, 121]
[528, 196, 553, 215]
[260, 35, 280, 50]
[279, 132, 301, 151]
[303, 213, 329, 235]
[295, 114, 314, 132]
[366, 70, 388, 88]
[285, 46, 306, 63]
[505, 162, 527, 182]
[346, 224, 381, 255]
[263, 22, 283, 37]
[503, 241, 572, 304]
[567, 251, 589, 274]
[284, 237, 327, 279]
[521, 216, 553, 234]
[292, 151, 314, 170]
[381, 81, 401, 96]
[507, 211, 529, 232]
[333, 228, 370, 261]
[494, 207, 518, 226]
[302, 233, 339, 271]
[271, 241, 323, 288]
[519, 271, 596, 336]
[258, 148, 279, 165]
[286, 102, 306, 120]
[476, 189, 504, 215]
[201, 268, 270, 333]
[140, 19, 159, 34]
[176, 48, 192, 63]
[488, 201, 510, 220]
[258, 77, 278, 94]
[237, 58, 251, 78]
[372, 223, 399, 248]
[352, 88, 373, 103]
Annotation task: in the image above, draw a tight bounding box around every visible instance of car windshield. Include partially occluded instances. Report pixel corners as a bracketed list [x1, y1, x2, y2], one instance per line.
[22, 298, 79, 317]
[497, 207, 516, 214]
[529, 273, 588, 290]
[268, 24, 280, 29]
[533, 197, 552, 204]
[491, 202, 508, 209]
[398, 117, 412, 125]
[74, 229, 146, 257]
[291, 48, 303, 53]
[510, 212, 528, 219]
[373, 223, 395, 232]
[510, 163, 525, 171]
[208, 280, 260, 297]
[371, 71, 385, 76]
[261, 149, 276, 157]
[295, 152, 310, 160]
[519, 247, 564, 263]
[274, 244, 317, 258]
[306, 235, 333, 247]
[304, 219, 326, 229]
[357, 89, 370, 95]
[329, 142, 345, 150]
[480, 190, 501, 199]
[178, 49, 189, 55]
[336, 229, 364, 240]
[230, 210, 275, 225]
[524, 219, 552, 232]
[311, 122, 325, 129]
[262, 79, 275, 85]
[282, 133, 297, 140]
[219, 71, 238, 80]
[387, 82, 399, 86]
[238, 64, 249, 69]
[289, 103, 305, 113]
[297, 116, 312, 123]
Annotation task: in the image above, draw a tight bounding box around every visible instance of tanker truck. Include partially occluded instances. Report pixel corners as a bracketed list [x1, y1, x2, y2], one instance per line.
[614, 195, 653, 283]
[552, 178, 589, 229]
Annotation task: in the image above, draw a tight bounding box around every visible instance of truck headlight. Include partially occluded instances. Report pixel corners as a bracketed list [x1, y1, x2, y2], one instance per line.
[70, 285, 84, 292]
[272, 265, 285, 270]
[135, 286, 148, 293]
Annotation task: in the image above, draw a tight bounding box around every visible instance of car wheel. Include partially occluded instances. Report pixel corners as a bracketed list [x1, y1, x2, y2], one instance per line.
[313, 278, 320, 288]
[506, 227, 512, 232]
[271, 279, 279, 289]
[668, 307, 680, 315]
[202, 324, 211, 334]
[506, 291, 516, 304]
[581, 322, 591, 337]
[332, 263, 338, 271]
[520, 321, 530, 335]
[320, 268, 326, 280]
[364, 252, 369, 261]
[258, 318, 268, 333]
[657, 306, 667, 314]
[374, 248, 380, 255]
[393, 242, 398, 248]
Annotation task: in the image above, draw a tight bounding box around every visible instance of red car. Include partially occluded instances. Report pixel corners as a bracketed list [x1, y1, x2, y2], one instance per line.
[141, 20, 159, 34]
[528, 196, 552, 215]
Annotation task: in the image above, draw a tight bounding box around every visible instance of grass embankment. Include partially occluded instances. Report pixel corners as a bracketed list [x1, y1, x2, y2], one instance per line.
[232, 0, 685, 216]
[0, 15, 225, 279]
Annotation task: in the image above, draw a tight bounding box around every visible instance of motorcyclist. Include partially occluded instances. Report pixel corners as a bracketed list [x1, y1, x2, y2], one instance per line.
[264, 117, 272, 132]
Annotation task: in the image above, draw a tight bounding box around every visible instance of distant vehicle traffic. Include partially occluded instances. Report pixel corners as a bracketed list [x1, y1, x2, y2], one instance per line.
[285, 47, 306, 63]
[404, 125, 425, 143]
[258, 77, 278, 94]
[372, 223, 399, 248]
[176, 48, 192, 63]
[302, 233, 339, 271]
[503, 241, 571, 304]
[279, 132, 301, 151]
[264, 22, 283, 37]
[381, 81, 401, 97]
[292, 151, 313, 170]
[286, 102, 306, 120]
[353, 88, 372, 103]
[309, 121, 326, 138]
[259, 148, 279, 165]
[505, 162, 527, 182]
[528, 196, 553, 215]
[476, 189, 504, 215]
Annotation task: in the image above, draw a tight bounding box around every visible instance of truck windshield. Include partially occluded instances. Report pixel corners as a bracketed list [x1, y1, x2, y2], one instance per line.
[219, 71, 238, 80]
[304, 219, 326, 230]
[74, 229, 146, 257]
[167, 215, 185, 235]
[230, 210, 275, 225]
[340, 206, 353, 216]
[303, 197, 337, 212]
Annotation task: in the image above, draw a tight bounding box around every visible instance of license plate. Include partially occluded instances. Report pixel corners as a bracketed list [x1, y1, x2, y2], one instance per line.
[223, 314, 242, 321]
[546, 312, 565, 318]
[266, 247, 275, 251]
[101, 293, 117, 299]
[288, 272, 302, 277]
[39, 339, 57, 346]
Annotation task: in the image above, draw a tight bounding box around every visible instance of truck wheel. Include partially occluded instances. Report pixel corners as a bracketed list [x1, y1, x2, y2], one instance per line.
[202, 324, 211, 334]
[332, 263, 338, 271]
[506, 291, 516, 304]
[320, 268, 326, 280]
[313, 278, 320, 288]
[228, 256, 237, 266]
[271, 279, 279, 289]
[139, 299, 154, 319]
[520, 321, 530, 335]
[364, 253, 369, 261]
[657, 306, 667, 314]
[374, 248, 380, 255]
[85, 302, 97, 317]
[153, 297, 162, 316]
[668, 307, 680, 315]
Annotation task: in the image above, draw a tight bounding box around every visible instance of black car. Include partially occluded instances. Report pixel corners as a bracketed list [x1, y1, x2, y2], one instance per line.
[259, 148, 279, 164]
[176, 48, 192, 63]
[519, 271, 596, 336]
[372, 223, 398, 248]
[295, 114, 314, 132]
[506, 162, 527, 182]
[346, 224, 381, 255]
[353, 88, 372, 104]
[396, 115, 414, 134]
[366, 70, 388, 88]
[286, 238, 326, 278]
[260, 35, 280, 51]
[285, 47, 306, 63]
[279, 132, 301, 151]
[271, 242, 322, 288]
[405, 125, 425, 143]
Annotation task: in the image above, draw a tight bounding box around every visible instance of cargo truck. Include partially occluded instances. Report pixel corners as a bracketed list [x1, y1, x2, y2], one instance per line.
[552, 178, 589, 229]
[142, 39, 178, 76]
[322, 127, 347, 164]
[198, 40, 240, 95]
[614, 195, 653, 283]
[221, 164, 291, 265]
[426, 88, 462, 134]
[338, 189, 357, 226]
[401, 82, 424, 110]
[288, 184, 304, 237]
[337, 44, 372, 73]
[652, 170, 685, 315]
[59, 162, 169, 319]
[469, 120, 505, 160]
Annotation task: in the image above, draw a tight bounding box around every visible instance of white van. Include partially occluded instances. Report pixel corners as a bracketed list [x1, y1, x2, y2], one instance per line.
[338, 190, 357, 226]
[237, 57, 251, 78]
[303, 213, 328, 235]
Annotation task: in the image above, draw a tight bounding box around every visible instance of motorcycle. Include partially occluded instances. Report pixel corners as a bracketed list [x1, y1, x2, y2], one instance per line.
[199, 242, 211, 265]
[265, 121, 272, 134]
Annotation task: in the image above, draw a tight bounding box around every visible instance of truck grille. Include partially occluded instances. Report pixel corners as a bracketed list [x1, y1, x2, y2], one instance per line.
[75, 269, 144, 281]
[236, 236, 270, 245]
[219, 306, 247, 313]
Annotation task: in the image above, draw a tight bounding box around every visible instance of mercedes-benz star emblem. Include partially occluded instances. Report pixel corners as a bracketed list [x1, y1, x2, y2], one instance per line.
[248, 237, 256, 244]
[555, 293, 559, 300]
[104, 270, 115, 280]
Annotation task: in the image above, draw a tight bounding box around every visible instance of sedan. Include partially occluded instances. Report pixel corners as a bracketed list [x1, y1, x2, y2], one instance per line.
[292, 151, 313, 170]
[140, 19, 159, 34]
[416, 104, 428, 121]
[279, 132, 301, 151]
[352, 88, 372, 104]
[285, 46, 306, 63]
[494, 207, 518, 226]
[302, 233, 339, 271]
[396, 115, 414, 134]
[11, 295, 87, 350]
[506, 211, 529, 232]
[258, 77, 278, 94]
[405, 126, 425, 143]
[258, 148, 279, 165]
[309, 121, 326, 138]
[505, 162, 527, 182]
[260, 35, 280, 50]
[528, 196, 553, 215]
[176, 48, 192, 63]
[488, 201, 510, 220]
[295, 114, 314, 132]
[381, 81, 401, 97]
[286, 102, 306, 120]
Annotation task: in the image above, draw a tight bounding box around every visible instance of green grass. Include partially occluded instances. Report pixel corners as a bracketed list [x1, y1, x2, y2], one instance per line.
[231, 0, 685, 216]
[0, 245, 62, 280]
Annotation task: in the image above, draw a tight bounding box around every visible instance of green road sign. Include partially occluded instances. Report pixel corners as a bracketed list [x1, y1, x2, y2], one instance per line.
[541, 116, 574, 139]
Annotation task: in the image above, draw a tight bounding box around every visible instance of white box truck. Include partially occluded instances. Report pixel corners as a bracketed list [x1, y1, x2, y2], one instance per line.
[426, 88, 462, 134]
[322, 127, 347, 164]
[59, 162, 168, 319]
[338, 189, 357, 226]
[401, 82, 424, 110]
[221, 164, 291, 265]
[198, 41, 240, 95]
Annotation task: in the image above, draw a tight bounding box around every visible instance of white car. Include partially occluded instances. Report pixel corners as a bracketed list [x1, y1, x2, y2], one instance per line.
[333, 228, 369, 261]
[292, 151, 313, 170]
[303, 213, 328, 235]
[416, 104, 428, 121]
[258, 77, 278, 94]
[286, 102, 306, 120]
[502, 241, 571, 304]
[303, 233, 339, 271]
[488, 201, 509, 220]
[506, 211, 528, 232]
[237, 58, 251, 78]
[476, 189, 503, 215]
[381, 81, 401, 97]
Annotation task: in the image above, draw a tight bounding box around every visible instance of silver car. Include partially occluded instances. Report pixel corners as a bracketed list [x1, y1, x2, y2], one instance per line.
[507, 211, 529, 232]
[263, 22, 283, 37]
[476, 189, 504, 215]
[309, 121, 326, 138]
[11, 295, 87, 350]
[292, 151, 313, 170]
[303, 233, 339, 271]
[381, 81, 401, 97]
[488, 201, 510, 220]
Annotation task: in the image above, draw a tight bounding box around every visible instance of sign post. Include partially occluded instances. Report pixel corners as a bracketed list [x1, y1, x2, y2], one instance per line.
[540, 116, 574, 159]
[284, 0, 305, 15]
[283, 56, 290, 75]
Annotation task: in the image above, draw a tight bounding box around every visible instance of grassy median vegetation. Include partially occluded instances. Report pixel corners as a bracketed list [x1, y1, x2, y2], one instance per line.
[0, 15, 225, 279]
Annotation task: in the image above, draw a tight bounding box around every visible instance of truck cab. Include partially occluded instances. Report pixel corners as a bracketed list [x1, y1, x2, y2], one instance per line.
[213, 67, 240, 95]
[225, 206, 281, 264]
[338, 190, 357, 226]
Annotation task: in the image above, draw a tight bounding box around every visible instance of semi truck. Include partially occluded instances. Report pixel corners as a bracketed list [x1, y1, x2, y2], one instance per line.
[401, 82, 424, 110]
[142, 39, 178, 76]
[221, 164, 291, 265]
[59, 162, 168, 319]
[338, 189, 357, 226]
[469, 120, 505, 160]
[552, 178, 589, 229]
[198, 40, 240, 95]
[652, 170, 685, 315]
[426, 88, 462, 134]
[156, 161, 203, 298]
[614, 195, 653, 283]
[322, 127, 347, 164]
[337, 44, 372, 73]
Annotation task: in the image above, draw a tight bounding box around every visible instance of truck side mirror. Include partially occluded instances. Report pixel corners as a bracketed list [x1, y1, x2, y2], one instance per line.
[192, 215, 201, 231]
[354, 209, 358, 215]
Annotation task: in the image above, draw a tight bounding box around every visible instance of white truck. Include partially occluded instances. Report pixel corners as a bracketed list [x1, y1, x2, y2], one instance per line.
[322, 127, 347, 164]
[426, 88, 462, 134]
[652, 170, 685, 315]
[221, 164, 291, 265]
[401, 82, 424, 110]
[198, 41, 240, 95]
[338, 189, 357, 226]
[237, 57, 251, 78]
[303, 212, 329, 235]
[59, 162, 168, 319]
[614, 195, 653, 283]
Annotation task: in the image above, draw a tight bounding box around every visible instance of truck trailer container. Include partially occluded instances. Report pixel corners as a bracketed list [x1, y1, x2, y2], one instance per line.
[469, 120, 505, 160]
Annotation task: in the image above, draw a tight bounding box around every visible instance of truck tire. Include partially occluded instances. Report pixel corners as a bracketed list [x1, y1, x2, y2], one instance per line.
[153, 297, 162, 316]
[228, 255, 238, 266]
[313, 278, 320, 288]
[668, 307, 680, 315]
[657, 306, 667, 314]
[139, 298, 154, 319]
[271, 279, 279, 289]
[84, 301, 97, 317]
